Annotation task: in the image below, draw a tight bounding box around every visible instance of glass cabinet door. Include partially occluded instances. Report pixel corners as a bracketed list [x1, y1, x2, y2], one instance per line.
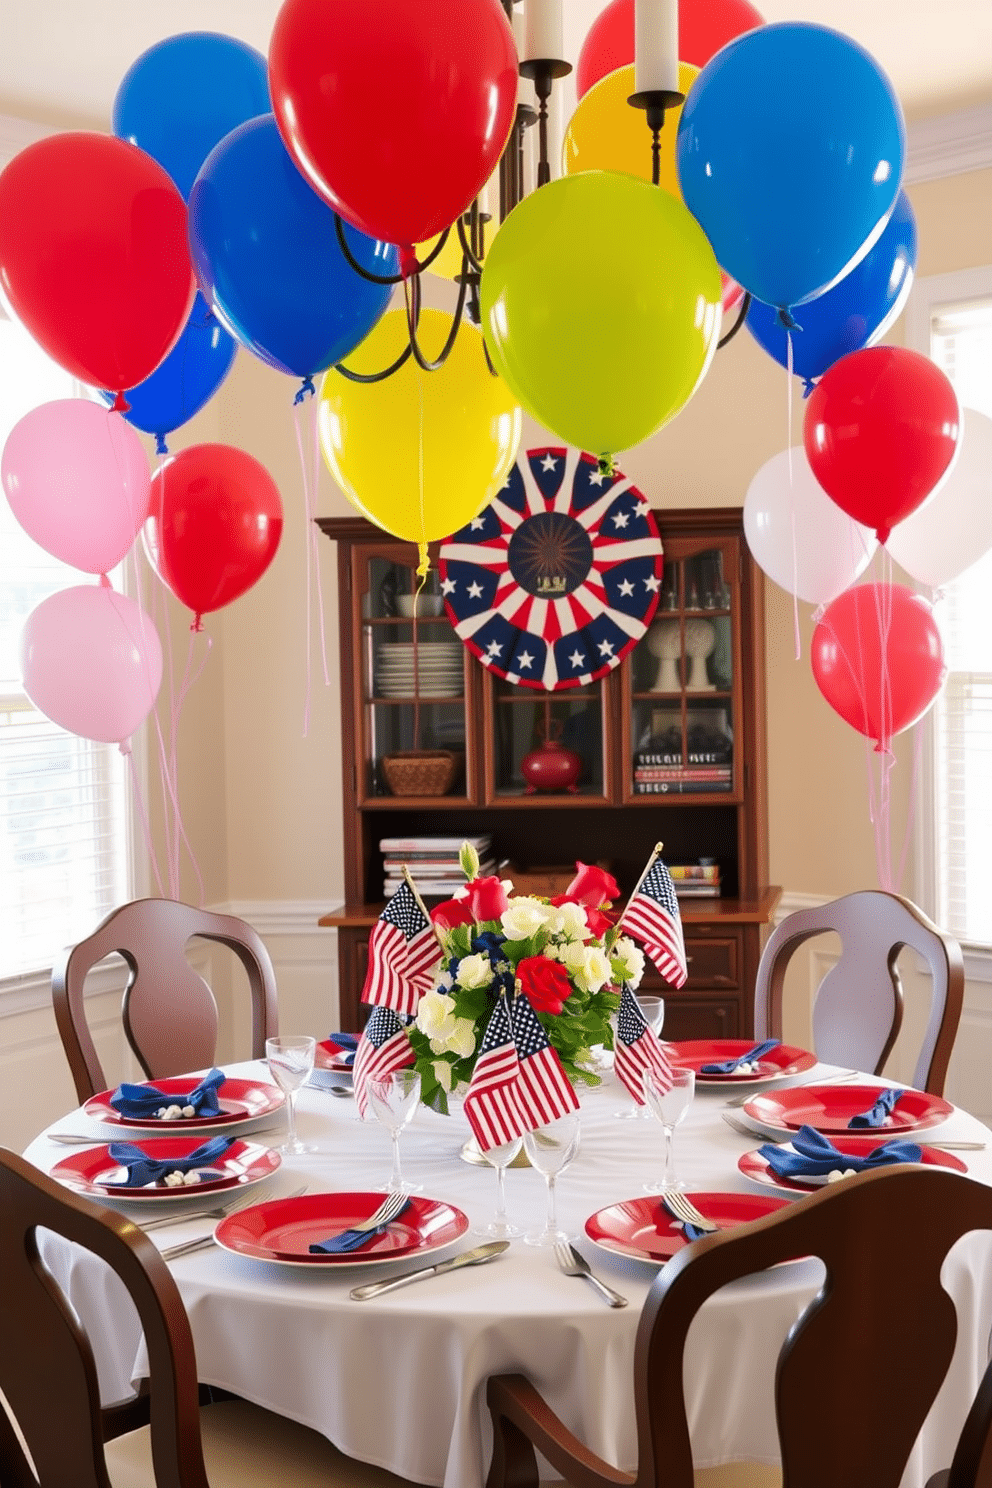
[625, 542, 737, 801]
[484, 677, 608, 802]
[357, 551, 474, 803]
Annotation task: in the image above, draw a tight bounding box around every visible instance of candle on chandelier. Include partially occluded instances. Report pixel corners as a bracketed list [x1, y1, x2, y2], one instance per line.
[634, 0, 679, 95]
[512, 5, 536, 107]
[523, 0, 563, 62]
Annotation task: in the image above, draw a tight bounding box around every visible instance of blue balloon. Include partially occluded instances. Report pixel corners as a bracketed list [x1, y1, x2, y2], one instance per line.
[745, 192, 917, 390]
[113, 32, 270, 201]
[188, 115, 397, 382]
[99, 292, 237, 451]
[676, 23, 905, 312]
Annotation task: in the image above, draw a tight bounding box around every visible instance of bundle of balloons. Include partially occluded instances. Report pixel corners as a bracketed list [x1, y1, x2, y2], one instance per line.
[0, 0, 978, 757]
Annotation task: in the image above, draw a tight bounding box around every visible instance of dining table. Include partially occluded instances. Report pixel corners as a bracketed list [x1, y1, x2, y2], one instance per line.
[22, 1052, 992, 1488]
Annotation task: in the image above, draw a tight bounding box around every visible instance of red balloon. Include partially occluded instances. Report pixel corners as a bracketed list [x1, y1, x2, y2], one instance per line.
[145, 445, 283, 624]
[268, 0, 518, 247]
[576, 0, 765, 98]
[804, 346, 961, 545]
[811, 583, 945, 751]
[0, 133, 195, 396]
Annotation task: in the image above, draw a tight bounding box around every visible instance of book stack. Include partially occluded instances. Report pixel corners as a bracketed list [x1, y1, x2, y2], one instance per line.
[380, 835, 495, 899]
[633, 750, 732, 795]
[669, 862, 722, 898]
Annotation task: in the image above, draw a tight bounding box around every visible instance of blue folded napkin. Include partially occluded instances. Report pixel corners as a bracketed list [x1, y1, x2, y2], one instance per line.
[661, 1195, 709, 1243]
[325, 1032, 358, 1066]
[308, 1198, 412, 1254]
[847, 1087, 906, 1128]
[701, 1039, 781, 1075]
[109, 1068, 226, 1120]
[106, 1135, 236, 1189]
[760, 1123, 922, 1181]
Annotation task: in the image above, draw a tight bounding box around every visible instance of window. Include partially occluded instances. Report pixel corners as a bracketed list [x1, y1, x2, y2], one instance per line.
[0, 316, 130, 979]
[908, 268, 992, 947]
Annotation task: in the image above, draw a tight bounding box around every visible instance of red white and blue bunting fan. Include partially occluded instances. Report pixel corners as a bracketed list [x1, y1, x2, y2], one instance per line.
[438, 446, 664, 691]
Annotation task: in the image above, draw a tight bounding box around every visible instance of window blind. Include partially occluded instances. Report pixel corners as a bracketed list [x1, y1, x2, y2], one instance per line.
[0, 317, 129, 978]
[929, 296, 992, 944]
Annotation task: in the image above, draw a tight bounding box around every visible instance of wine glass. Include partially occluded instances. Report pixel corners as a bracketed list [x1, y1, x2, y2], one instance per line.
[265, 1035, 316, 1156]
[642, 1066, 694, 1192]
[475, 1137, 523, 1239]
[368, 1069, 422, 1192]
[523, 1114, 580, 1247]
[614, 995, 666, 1119]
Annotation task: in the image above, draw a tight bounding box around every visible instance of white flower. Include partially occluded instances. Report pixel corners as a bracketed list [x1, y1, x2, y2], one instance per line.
[432, 1059, 454, 1093]
[554, 900, 590, 942]
[416, 988, 457, 1039]
[501, 896, 553, 940]
[575, 945, 612, 994]
[559, 939, 589, 978]
[430, 1017, 476, 1059]
[611, 935, 645, 989]
[455, 953, 494, 990]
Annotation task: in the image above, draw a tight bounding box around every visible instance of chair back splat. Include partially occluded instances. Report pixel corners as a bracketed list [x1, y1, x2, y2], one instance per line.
[52, 898, 279, 1103]
[486, 1168, 992, 1488]
[752, 890, 964, 1095]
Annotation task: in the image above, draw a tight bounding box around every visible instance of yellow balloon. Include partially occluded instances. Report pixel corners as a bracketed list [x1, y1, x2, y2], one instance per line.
[319, 309, 522, 547]
[562, 62, 699, 198]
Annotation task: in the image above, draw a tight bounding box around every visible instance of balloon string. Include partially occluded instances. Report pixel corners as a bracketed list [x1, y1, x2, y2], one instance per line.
[123, 745, 164, 897]
[310, 391, 330, 686]
[292, 400, 314, 737]
[895, 720, 925, 894]
[165, 626, 210, 905]
[786, 334, 800, 662]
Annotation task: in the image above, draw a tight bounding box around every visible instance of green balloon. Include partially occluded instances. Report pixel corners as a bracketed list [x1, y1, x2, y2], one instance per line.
[480, 171, 722, 457]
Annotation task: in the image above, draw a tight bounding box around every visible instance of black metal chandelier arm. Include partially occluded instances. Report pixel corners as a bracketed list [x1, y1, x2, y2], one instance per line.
[456, 214, 485, 275]
[333, 212, 410, 285]
[333, 340, 416, 383]
[481, 334, 500, 379]
[402, 265, 474, 373]
[718, 290, 752, 349]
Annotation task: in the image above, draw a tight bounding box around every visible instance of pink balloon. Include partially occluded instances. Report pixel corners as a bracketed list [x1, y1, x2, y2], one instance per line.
[2, 400, 151, 574]
[21, 585, 163, 745]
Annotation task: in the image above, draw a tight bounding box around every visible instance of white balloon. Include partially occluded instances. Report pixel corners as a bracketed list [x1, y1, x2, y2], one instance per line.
[744, 447, 877, 605]
[886, 409, 992, 589]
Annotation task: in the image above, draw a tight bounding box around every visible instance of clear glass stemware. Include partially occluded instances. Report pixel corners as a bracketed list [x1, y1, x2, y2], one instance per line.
[265, 1035, 316, 1156]
[476, 1136, 523, 1239]
[643, 1065, 694, 1192]
[368, 1069, 422, 1192]
[614, 995, 666, 1119]
[523, 1113, 580, 1247]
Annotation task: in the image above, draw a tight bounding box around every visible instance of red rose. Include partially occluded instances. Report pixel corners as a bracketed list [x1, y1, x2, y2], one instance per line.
[563, 861, 620, 909]
[430, 897, 475, 932]
[517, 955, 573, 1016]
[583, 906, 616, 939]
[462, 874, 510, 922]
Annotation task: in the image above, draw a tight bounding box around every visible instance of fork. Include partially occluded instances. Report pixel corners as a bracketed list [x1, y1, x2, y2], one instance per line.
[346, 1190, 408, 1233]
[661, 1190, 719, 1234]
[140, 1184, 271, 1232]
[553, 1241, 627, 1308]
[723, 1070, 858, 1108]
[159, 1184, 309, 1261]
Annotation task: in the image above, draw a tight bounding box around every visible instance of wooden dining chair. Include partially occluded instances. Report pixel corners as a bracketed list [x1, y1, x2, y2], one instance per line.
[485, 1165, 992, 1488]
[0, 1147, 429, 1488]
[752, 890, 964, 1095]
[52, 898, 280, 1103]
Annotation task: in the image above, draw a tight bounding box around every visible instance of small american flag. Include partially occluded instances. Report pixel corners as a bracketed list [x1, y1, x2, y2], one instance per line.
[613, 983, 673, 1104]
[353, 1005, 415, 1118]
[464, 992, 579, 1152]
[362, 880, 442, 1017]
[617, 858, 688, 988]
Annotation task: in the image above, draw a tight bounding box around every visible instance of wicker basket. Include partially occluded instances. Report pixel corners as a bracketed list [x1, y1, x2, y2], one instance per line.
[381, 749, 462, 797]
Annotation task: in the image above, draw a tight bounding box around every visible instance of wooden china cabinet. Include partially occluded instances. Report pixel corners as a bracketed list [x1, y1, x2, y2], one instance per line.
[317, 508, 779, 1037]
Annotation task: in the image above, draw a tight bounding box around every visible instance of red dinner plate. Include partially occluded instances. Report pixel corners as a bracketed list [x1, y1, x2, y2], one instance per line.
[742, 1084, 954, 1136]
[668, 1039, 816, 1084]
[50, 1137, 281, 1199]
[585, 1191, 790, 1263]
[738, 1137, 967, 1194]
[314, 1040, 355, 1075]
[83, 1075, 285, 1132]
[215, 1191, 469, 1268]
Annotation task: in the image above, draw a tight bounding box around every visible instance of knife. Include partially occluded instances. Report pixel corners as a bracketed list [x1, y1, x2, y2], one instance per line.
[350, 1240, 509, 1300]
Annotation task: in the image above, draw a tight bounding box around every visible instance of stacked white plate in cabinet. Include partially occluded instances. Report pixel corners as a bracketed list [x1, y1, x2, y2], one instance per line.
[376, 642, 464, 698]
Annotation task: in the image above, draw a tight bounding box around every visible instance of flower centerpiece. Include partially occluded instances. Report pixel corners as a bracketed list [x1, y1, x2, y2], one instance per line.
[406, 843, 646, 1113]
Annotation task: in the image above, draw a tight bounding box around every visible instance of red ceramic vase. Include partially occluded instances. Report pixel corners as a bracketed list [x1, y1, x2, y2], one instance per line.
[521, 739, 582, 794]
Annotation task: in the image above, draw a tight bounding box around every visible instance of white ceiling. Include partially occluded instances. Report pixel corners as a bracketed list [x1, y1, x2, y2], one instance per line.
[0, 0, 989, 129]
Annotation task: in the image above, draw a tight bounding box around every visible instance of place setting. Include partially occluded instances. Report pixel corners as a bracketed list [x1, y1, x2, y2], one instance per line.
[80, 1065, 286, 1136]
[666, 1036, 817, 1087]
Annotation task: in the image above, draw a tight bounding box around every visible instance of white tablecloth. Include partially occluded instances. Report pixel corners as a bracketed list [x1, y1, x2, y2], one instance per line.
[25, 1061, 992, 1488]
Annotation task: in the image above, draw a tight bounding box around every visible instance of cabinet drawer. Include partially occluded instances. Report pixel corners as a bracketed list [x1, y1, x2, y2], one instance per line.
[684, 936, 738, 990]
[663, 997, 740, 1041]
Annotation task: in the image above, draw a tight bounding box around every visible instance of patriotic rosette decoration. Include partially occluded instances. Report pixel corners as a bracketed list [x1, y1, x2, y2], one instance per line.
[438, 445, 664, 691]
[352, 843, 682, 1148]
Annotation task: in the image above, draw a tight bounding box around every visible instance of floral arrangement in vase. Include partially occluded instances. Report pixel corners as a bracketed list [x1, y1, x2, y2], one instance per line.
[407, 843, 646, 1112]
